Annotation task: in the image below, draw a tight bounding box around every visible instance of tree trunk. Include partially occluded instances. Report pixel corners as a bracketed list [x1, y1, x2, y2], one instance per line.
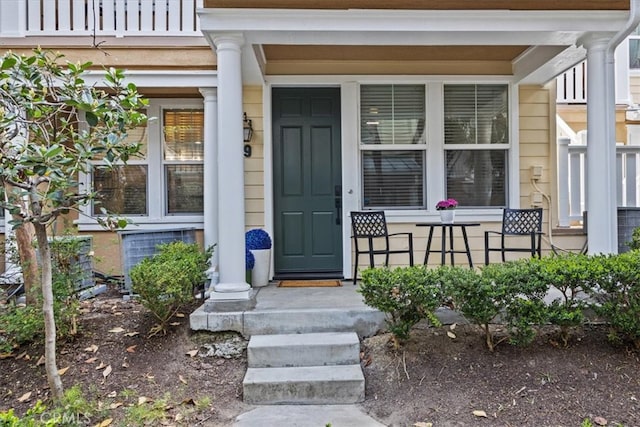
[5, 182, 40, 305]
[13, 221, 39, 305]
[34, 222, 63, 400]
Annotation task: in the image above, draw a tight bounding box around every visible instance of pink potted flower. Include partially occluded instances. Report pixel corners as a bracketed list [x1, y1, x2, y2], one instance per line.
[436, 198, 458, 223]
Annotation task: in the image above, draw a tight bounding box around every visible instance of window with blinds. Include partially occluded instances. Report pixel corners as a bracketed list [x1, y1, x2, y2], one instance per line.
[83, 100, 205, 226]
[162, 108, 204, 215]
[90, 111, 148, 216]
[166, 164, 204, 214]
[362, 151, 425, 208]
[163, 109, 204, 161]
[444, 84, 508, 208]
[92, 165, 148, 216]
[360, 84, 426, 209]
[90, 112, 148, 161]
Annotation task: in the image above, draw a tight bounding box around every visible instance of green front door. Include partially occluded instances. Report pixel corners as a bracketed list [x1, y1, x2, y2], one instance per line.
[272, 87, 343, 278]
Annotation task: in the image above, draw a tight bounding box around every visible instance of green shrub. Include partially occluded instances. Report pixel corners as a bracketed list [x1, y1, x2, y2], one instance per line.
[359, 266, 443, 345]
[533, 254, 595, 346]
[497, 259, 549, 347]
[449, 261, 548, 351]
[130, 242, 211, 335]
[589, 251, 640, 348]
[448, 263, 509, 351]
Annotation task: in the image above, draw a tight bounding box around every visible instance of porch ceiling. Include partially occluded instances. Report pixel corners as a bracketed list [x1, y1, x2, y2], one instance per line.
[263, 45, 529, 61]
[261, 44, 531, 76]
[198, 6, 631, 84]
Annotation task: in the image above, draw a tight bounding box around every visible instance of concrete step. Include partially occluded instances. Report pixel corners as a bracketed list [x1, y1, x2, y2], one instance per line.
[247, 332, 360, 368]
[243, 365, 365, 405]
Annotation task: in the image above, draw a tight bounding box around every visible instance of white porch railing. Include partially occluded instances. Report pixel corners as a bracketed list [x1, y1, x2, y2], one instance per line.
[556, 61, 587, 104]
[557, 136, 640, 227]
[1, 0, 203, 37]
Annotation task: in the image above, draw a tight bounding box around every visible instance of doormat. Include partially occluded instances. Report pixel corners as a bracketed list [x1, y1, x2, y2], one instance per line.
[278, 280, 342, 288]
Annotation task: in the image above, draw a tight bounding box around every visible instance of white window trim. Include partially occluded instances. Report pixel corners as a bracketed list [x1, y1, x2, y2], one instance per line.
[77, 98, 205, 231]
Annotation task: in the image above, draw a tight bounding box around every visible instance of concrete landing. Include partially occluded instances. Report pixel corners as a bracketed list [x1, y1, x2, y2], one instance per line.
[190, 282, 386, 338]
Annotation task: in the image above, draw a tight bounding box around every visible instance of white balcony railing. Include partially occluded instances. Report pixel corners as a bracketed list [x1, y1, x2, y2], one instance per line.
[557, 136, 640, 227]
[556, 61, 587, 104]
[1, 0, 203, 37]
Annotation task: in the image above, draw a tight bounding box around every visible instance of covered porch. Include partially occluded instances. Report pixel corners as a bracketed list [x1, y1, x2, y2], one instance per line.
[197, 0, 640, 303]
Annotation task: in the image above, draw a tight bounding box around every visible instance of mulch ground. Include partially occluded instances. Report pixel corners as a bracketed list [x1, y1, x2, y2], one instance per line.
[361, 322, 640, 426]
[1, 287, 639, 426]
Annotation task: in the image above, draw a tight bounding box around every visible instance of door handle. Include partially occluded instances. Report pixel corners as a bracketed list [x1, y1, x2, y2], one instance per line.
[335, 185, 342, 225]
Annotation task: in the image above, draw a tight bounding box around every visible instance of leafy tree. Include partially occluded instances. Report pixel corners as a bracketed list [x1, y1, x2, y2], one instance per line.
[0, 48, 146, 399]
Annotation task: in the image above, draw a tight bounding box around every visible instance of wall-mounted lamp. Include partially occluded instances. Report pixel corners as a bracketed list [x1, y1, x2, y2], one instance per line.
[243, 112, 253, 143]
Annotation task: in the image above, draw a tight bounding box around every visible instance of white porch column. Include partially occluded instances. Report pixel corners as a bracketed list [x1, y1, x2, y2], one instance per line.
[582, 35, 618, 254]
[556, 137, 570, 228]
[210, 34, 251, 298]
[199, 87, 219, 269]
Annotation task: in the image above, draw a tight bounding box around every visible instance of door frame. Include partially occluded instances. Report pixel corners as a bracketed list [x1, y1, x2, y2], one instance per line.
[263, 82, 356, 279]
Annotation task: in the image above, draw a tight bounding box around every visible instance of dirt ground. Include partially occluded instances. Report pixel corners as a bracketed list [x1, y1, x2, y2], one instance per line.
[1, 286, 639, 426]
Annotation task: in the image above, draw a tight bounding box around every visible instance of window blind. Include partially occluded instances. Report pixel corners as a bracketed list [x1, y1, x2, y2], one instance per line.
[163, 109, 204, 161]
[360, 85, 425, 145]
[92, 165, 148, 215]
[444, 85, 508, 145]
[362, 151, 425, 209]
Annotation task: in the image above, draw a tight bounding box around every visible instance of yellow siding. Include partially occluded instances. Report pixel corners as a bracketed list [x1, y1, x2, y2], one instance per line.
[557, 105, 627, 144]
[631, 75, 640, 104]
[9, 46, 215, 71]
[244, 86, 265, 229]
[519, 85, 551, 215]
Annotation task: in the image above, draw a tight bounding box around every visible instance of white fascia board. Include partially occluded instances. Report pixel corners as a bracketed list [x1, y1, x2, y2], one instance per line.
[512, 45, 573, 83]
[517, 45, 587, 84]
[242, 30, 604, 47]
[81, 70, 218, 88]
[199, 9, 627, 46]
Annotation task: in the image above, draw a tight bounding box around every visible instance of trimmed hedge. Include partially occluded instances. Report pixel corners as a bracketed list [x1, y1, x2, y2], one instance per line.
[358, 251, 640, 351]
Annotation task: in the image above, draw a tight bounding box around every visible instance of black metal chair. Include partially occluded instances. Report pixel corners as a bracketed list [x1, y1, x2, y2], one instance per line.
[484, 208, 543, 265]
[350, 211, 414, 282]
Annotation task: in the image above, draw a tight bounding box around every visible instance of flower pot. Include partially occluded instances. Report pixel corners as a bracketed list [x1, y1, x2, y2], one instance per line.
[440, 210, 456, 224]
[250, 248, 271, 287]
